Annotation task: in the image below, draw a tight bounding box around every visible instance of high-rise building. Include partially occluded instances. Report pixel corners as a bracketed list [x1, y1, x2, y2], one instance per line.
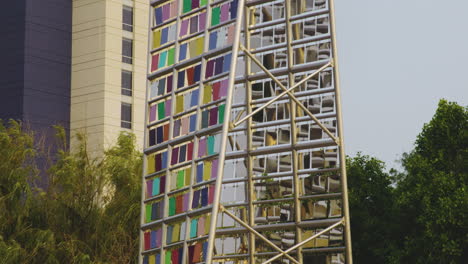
[0, 0, 72, 144]
[71, 0, 150, 154]
[140, 0, 352, 264]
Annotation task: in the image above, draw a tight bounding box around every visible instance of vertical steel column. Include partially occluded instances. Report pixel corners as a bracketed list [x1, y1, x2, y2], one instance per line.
[243, 4, 256, 264]
[138, 2, 154, 261]
[328, 0, 353, 263]
[284, 1, 303, 262]
[205, 1, 247, 263]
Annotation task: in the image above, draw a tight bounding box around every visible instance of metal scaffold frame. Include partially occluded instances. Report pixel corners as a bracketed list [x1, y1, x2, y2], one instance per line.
[205, 0, 352, 263]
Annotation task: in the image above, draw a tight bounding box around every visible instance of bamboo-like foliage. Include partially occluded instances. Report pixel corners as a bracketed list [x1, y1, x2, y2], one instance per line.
[0, 120, 142, 264]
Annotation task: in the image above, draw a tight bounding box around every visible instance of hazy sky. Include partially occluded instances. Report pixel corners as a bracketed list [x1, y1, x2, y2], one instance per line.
[334, 0, 468, 169]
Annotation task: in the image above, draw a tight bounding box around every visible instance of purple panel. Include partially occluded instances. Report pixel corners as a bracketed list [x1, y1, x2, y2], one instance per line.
[199, 12, 206, 31]
[149, 105, 157, 122]
[180, 19, 189, 36]
[198, 138, 207, 157]
[209, 107, 218, 126]
[211, 159, 218, 179]
[221, 3, 229, 22]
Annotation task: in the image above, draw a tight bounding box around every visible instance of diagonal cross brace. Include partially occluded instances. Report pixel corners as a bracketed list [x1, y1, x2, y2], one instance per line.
[219, 205, 301, 264]
[239, 44, 340, 146]
[262, 218, 345, 264]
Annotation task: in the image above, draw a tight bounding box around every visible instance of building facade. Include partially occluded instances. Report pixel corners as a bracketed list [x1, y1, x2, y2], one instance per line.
[71, 0, 149, 153]
[140, 0, 352, 264]
[0, 0, 72, 144]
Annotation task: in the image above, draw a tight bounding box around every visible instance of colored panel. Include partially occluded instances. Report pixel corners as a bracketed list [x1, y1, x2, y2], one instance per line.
[151, 54, 159, 72]
[177, 70, 185, 88]
[153, 31, 161, 49]
[199, 12, 206, 31]
[203, 161, 211, 181]
[207, 136, 215, 155]
[190, 219, 198, 238]
[194, 65, 202, 83]
[165, 251, 171, 264]
[196, 163, 203, 182]
[169, 197, 176, 216]
[203, 85, 211, 104]
[231, 0, 238, 19]
[190, 89, 199, 107]
[161, 28, 169, 44]
[211, 159, 218, 179]
[177, 170, 185, 188]
[158, 102, 165, 120]
[200, 0, 207, 7]
[192, 0, 200, 9]
[146, 204, 151, 222]
[211, 7, 220, 26]
[179, 43, 188, 61]
[209, 32, 217, 50]
[183, 0, 191, 13]
[167, 48, 175, 65]
[218, 104, 225, 123]
[176, 95, 184, 114]
[180, 19, 189, 36]
[190, 16, 198, 34]
[221, 3, 229, 22]
[209, 107, 218, 126]
[223, 53, 232, 72]
[153, 178, 160, 196]
[189, 115, 197, 132]
[201, 110, 209, 129]
[155, 7, 163, 25]
[158, 51, 167, 68]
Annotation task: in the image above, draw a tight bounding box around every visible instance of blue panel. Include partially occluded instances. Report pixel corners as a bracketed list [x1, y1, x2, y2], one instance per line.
[189, 115, 197, 132]
[155, 7, 163, 25]
[179, 43, 187, 60]
[191, 90, 199, 107]
[209, 32, 217, 50]
[161, 27, 169, 44]
[162, 152, 168, 169]
[230, 0, 238, 19]
[223, 53, 232, 72]
[178, 70, 185, 88]
[194, 64, 201, 83]
[197, 163, 203, 182]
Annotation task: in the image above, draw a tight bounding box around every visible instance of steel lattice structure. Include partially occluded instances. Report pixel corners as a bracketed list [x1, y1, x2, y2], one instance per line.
[140, 0, 352, 263]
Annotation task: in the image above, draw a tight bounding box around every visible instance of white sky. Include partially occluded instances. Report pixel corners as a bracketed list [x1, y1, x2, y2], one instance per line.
[334, 0, 468, 169]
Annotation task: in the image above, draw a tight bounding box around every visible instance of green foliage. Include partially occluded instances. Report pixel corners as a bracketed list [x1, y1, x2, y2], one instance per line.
[346, 154, 398, 263]
[0, 120, 142, 263]
[394, 100, 468, 263]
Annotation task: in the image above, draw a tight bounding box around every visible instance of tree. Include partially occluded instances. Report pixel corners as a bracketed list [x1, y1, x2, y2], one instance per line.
[395, 100, 468, 263]
[0, 120, 142, 263]
[346, 154, 398, 263]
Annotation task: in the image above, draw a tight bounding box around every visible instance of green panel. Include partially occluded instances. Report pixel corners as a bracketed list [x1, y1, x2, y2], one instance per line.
[145, 204, 151, 223]
[177, 170, 185, 188]
[207, 136, 215, 155]
[183, 0, 191, 13]
[218, 104, 225, 124]
[211, 7, 220, 26]
[165, 251, 172, 264]
[167, 48, 175, 66]
[200, 0, 207, 7]
[190, 219, 198, 238]
[169, 197, 176, 216]
[158, 102, 165, 120]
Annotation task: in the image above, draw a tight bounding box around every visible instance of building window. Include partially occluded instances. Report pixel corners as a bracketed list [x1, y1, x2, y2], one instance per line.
[123, 6, 133, 32]
[122, 38, 133, 64]
[121, 103, 132, 129]
[122, 70, 133, 96]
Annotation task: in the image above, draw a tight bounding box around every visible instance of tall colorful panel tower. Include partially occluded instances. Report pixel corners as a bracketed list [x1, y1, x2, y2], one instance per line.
[140, 0, 352, 263]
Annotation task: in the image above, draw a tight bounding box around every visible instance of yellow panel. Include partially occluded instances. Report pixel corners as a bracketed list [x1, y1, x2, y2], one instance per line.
[203, 161, 211, 181]
[203, 84, 212, 104]
[147, 154, 155, 174]
[153, 30, 161, 50]
[176, 95, 184, 114]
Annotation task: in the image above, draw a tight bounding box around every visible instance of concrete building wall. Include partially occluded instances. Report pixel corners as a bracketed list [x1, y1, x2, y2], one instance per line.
[71, 0, 148, 154]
